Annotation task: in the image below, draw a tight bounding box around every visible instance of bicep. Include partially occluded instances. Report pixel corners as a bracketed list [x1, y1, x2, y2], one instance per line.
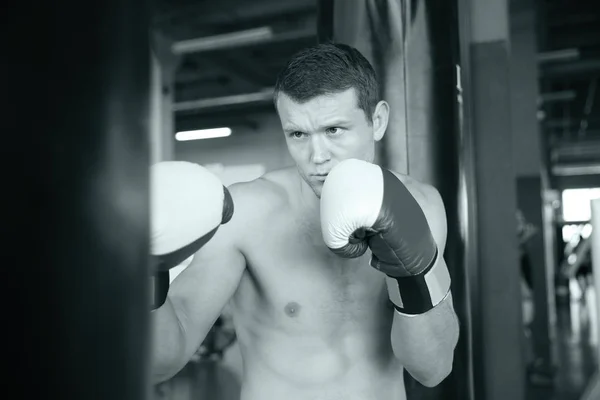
[166, 224, 246, 358]
[422, 189, 457, 319]
[393, 173, 448, 253]
[420, 186, 448, 254]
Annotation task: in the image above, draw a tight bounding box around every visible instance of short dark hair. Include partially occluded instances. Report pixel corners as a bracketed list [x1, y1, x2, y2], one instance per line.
[273, 43, 380, 123]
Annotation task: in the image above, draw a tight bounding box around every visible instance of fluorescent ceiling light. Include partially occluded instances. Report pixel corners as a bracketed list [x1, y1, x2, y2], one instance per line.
[175, 127, 231, 141]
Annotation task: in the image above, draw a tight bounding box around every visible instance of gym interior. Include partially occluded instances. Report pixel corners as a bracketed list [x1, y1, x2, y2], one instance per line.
[6, 0, 600, 399]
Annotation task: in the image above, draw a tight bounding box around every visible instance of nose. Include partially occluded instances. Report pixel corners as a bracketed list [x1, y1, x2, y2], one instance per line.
[310, 134, 332, 165]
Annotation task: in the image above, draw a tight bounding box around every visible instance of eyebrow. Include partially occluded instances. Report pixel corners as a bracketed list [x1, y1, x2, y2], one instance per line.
[283, 124, 300, 132]
[321, 119, 351, 127]
[283, 120, 351, 132]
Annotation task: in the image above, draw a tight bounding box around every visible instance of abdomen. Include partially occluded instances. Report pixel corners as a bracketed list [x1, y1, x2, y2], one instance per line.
[239, 334, 406, 400]
[230, 235, 402, 398]
[233, 312, 404, 399]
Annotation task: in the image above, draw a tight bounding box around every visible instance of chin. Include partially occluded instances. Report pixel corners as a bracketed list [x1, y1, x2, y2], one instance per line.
[311, 185, 323, 199]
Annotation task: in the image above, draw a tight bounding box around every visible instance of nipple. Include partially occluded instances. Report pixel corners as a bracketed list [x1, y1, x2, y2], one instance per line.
[284, 302, 301, 318]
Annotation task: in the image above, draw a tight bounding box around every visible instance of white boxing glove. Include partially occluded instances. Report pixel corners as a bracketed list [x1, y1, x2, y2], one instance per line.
[320, 159, 450, 315]
[150, 161, 233, 270]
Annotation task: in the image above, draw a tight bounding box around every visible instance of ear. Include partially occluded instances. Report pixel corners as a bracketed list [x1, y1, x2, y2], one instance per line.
[371, 100, 389, 142]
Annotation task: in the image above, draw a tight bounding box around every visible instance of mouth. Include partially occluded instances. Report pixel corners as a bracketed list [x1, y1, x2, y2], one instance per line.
[312, 174, 328, 182]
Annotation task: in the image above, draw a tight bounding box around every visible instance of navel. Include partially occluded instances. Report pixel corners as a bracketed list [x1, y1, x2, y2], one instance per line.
[284, 302, 301, 318]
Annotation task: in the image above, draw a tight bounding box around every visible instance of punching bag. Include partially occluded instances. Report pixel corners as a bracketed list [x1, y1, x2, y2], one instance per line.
[4, 0, 152, 399]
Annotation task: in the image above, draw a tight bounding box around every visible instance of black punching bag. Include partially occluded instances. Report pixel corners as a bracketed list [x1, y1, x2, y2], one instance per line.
[4, 0, 151, 399]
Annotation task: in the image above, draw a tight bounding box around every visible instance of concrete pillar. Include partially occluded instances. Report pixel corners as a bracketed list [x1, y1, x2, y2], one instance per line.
[581, 199, 600, 400]
[462, 0, 526, 398]
[151, 32, 177, 164]
[510, 0, 557, 384]
[592, 199, 600, 363]
[150, 32, 178, 309]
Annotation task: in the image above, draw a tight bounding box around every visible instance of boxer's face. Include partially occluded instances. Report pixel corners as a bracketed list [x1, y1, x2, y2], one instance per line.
[277, 88, 389, 198]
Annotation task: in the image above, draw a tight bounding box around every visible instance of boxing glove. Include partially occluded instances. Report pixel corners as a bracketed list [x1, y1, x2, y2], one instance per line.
[320, 159, 450, 315]
[150, 161, 234, 271]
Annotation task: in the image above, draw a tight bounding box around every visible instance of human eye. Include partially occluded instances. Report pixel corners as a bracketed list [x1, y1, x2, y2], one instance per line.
[326, 127, 343, 135]
[289, 131, 307, 139]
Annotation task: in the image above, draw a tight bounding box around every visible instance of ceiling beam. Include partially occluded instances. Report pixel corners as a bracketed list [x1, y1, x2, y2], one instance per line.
[552, 163, 600, 176]
[171, 26, 315, 55]
[544, 119, 600, 130]
[539, 90, 576, 104]
[173, 88, 274, 112]
[156, 0, 316, 28]
[551, 141, 600, 165]
[547, 14, 600, 28]
[553, 173, 600, 190]
[172, 27, 273, 54]
[541, 58, 600, 78]
[547, 31, 600, 50]
[208, 53, 274, 87]
[176, 114, 261, 132]
[537, 48, 580, 64]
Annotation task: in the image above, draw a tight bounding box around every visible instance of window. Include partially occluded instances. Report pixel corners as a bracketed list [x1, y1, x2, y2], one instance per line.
[562, 188, 600, 222]
[561, 188, 600, 242]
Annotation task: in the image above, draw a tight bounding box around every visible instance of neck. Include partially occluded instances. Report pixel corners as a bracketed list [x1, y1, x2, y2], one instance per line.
[296, 170, 322, 233]
[296, 170, 319, 208]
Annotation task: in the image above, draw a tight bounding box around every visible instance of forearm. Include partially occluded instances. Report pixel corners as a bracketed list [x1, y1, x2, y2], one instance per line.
[150, 298, 188, 384]
[390, 293, 459, 387]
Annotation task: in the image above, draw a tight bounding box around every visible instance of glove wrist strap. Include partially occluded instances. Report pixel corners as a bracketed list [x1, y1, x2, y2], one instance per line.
[385, 252, 451, 316]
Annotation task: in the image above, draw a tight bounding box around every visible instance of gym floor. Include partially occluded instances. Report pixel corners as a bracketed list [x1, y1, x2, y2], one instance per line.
[526, 282, 598, 400]
[151, 283, 598, 400]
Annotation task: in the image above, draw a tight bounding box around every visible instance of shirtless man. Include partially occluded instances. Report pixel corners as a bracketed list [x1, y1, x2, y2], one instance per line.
[151, 43, 460, 400]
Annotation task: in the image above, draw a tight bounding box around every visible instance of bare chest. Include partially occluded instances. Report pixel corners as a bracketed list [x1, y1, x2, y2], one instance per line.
[232, 213, 393, 335]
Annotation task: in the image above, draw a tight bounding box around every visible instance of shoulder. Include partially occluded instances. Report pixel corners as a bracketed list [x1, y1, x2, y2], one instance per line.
[388, 170, 448, 248]
[225, 167, 296, 229]
[227, 167, 294, 207]
[389, 171, 445, 216]
[197, 167, 294, 255]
